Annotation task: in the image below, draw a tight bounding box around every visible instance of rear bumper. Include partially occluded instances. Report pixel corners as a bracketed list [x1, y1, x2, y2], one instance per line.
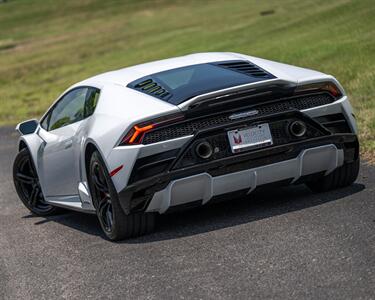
[146, 144, 343, 213]
[117, 133, 358, 215]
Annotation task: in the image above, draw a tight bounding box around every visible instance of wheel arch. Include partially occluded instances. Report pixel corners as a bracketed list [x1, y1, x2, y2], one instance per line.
[19, 140, 28, 152]
[83, 140, 110, 182]
[84, 142, 98, 181]
[15, 134, 45, 192]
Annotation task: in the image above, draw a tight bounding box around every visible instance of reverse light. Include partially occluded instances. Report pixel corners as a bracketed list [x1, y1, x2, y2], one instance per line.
[295, 82, 342, 98]
[119, 113, 184, 145]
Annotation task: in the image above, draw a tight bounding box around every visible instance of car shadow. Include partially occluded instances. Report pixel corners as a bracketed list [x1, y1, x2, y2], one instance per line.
[23, 210, 106, 238]
[126, 183, 365, 243]
[24, 183, 365, 242]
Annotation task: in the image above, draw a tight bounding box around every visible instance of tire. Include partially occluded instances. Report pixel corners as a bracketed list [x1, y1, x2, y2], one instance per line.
[307, 158, 360, 193]
[88, 151, 155, 241]
[13, 148, 59, 216]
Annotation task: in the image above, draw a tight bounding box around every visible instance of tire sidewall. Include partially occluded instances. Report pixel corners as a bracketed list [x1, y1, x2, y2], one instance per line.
[13, 148, 57, 216]
[88, 151, 125, 240]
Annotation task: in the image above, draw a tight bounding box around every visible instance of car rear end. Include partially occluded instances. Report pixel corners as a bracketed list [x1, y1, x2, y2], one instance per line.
[107, 58, 359, 216]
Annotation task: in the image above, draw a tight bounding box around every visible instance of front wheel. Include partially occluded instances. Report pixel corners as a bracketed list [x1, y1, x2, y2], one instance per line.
[13, 148, 59, 216]
[88, 151, 155, 241]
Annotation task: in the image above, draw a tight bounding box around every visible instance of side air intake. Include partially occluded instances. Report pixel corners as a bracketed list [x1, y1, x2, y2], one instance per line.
[216, 61, 272, 78]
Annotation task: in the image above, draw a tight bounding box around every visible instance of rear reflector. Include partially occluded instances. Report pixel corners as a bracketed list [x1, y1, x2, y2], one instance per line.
[110, 165, 123, 177]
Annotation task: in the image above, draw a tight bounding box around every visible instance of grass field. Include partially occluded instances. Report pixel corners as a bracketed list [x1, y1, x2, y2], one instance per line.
[0, 0, 374, 160]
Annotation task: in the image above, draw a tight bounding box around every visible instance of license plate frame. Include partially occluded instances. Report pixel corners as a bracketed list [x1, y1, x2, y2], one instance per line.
[227, 123, 273, 154]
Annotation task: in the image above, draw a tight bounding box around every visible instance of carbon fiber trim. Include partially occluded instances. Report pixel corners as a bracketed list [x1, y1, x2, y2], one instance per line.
[143, 93, 334, 145]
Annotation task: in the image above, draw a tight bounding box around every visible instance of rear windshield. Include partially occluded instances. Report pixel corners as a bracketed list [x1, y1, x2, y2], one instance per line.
[127, 61, 274, 105]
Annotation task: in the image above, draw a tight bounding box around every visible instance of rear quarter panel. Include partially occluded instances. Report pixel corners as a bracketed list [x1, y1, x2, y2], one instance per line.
[83, 84, 180, 191]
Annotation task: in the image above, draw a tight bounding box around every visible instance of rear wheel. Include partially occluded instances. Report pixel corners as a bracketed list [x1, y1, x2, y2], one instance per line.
[307, 158, 360, 193]
[13, 148, 59, 216]
[88, 151, 155, 241]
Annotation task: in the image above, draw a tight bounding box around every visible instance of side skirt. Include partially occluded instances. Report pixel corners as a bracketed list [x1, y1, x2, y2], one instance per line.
[45, 195, 96, 214]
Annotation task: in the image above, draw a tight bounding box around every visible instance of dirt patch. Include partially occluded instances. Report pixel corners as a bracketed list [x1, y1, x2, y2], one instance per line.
[0, 40, 17, 52]
[362, 150, 375, 165]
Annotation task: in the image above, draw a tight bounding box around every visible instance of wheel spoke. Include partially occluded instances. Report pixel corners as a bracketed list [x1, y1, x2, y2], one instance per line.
[97, 166, 107, 183]
[91, 162, 113, 231]
[93, 174, 108, 193]
[15, 172, 34, 184]
[27, 159, 36, 177]
[98, 199, 108, 216]
[98, 198, 113, 230]
[93, 166, 109, 193]
[106, 206, 113, 228]
[14, 153, 52, 213]
[98, 168, 107, 185]
[29, 186, 39, 207]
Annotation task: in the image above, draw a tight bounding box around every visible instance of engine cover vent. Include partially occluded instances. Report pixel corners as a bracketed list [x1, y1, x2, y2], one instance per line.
[132, 79, 171, 99]
[216, 60, 272, 78]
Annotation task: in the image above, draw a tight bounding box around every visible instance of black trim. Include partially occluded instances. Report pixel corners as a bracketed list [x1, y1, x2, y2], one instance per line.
[119, 134, 358, 215]
[165, 200, 203, 214]
[118, 109, 359, 215]
[127, 60, 275, 105]
[142, 92, 334, 145]
[213, 60, 274, 78]
[128, 110, 327, 184]
[314, 113, 352, 134]
[128, 149, 179, 184]
[170, 110, 327, 170]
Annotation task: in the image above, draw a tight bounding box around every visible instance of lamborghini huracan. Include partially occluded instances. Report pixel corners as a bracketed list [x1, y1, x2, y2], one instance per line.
[13, 52, 360, 240]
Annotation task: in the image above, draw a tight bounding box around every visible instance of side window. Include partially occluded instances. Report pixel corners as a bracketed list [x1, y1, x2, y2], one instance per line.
[48, 88, 88, 131]
[40, 112, 50, 130]
[85, 88, 100, 117]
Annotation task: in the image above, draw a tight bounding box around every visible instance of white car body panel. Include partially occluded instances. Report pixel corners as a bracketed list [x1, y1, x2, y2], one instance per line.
[38, 120, 85, 196]
[15, 52, 358, 213]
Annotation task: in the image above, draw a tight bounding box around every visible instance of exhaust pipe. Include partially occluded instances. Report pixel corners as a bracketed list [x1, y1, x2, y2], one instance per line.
[195, 142, 213, 159]
[289, 120, 307, 137]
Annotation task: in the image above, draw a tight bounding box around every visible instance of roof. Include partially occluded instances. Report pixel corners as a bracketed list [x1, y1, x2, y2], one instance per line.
[78, 52, 247, 86]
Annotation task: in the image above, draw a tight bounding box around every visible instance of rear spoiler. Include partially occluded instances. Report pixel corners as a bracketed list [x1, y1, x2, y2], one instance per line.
[177, 79, 296, 112]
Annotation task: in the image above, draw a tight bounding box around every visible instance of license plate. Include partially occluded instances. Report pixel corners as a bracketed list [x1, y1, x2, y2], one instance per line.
[227, 123, 273, 153]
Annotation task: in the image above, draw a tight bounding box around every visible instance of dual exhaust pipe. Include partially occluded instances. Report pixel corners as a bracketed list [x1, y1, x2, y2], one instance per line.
[195, 120, 307, 160]
[195, 141, 214, 159]
[288, 120, 307, 137]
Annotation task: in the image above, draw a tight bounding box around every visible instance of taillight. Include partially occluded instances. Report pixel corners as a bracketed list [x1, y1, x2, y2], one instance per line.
[119, 113, 184, 145]
[295, 81, 342, 98]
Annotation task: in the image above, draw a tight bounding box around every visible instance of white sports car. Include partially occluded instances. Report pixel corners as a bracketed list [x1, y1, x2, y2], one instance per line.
[13, 52, 360, 240]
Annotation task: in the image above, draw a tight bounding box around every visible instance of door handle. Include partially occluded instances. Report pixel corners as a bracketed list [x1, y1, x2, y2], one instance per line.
[64, 140, 73, 149]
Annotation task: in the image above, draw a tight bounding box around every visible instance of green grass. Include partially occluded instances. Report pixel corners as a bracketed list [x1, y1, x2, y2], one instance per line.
[0, 0, 374, 159]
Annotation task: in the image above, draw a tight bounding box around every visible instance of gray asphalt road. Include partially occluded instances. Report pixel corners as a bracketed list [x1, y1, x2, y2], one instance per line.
[0, 126, 374, 300]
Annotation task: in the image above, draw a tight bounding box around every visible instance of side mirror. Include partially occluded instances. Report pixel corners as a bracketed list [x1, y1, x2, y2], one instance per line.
[16, 119, 39, 135]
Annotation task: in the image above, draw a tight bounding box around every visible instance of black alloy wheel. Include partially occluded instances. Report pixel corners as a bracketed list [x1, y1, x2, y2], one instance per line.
[91, 159, 114, 232]
[13, 148, 58, 215]
[89, 150, 156, 241]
